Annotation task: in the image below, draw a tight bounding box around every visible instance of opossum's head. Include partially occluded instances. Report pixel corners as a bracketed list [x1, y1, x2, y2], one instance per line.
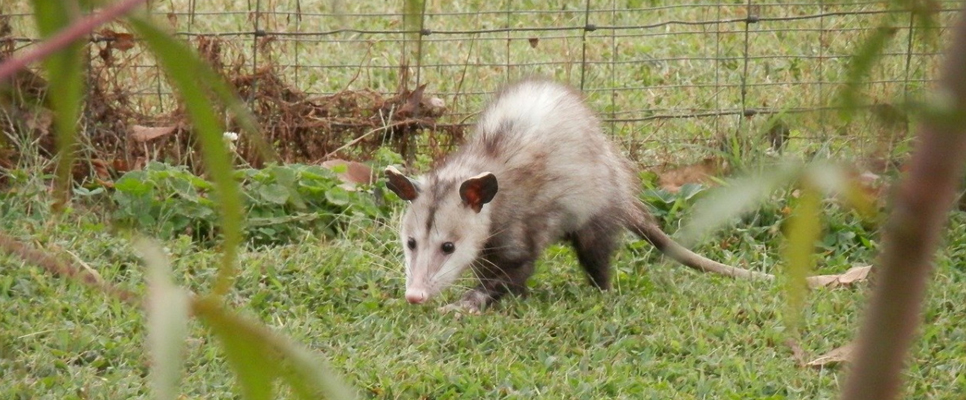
[384, 166, 498, 305]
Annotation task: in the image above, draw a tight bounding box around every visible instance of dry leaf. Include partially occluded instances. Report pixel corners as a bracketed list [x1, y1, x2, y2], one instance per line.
[806, 342, 855, 368]
[91, 159, 111, 180]
[131, 125, 176, 142]
[806, 265, 873, 289]
[322, 159, 375, 189]
[113, 32, 136, 51]
[657, 157, 726, 193]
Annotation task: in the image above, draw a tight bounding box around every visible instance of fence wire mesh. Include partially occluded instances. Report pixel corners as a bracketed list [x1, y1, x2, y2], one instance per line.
[1, 1, 960, 168]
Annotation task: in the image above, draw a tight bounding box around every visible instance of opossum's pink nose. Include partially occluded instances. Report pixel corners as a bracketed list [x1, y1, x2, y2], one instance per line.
[405, 289, 428, 304]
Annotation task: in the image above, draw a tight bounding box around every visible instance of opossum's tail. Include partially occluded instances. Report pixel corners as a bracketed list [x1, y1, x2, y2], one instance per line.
[627, 202, 775, 280]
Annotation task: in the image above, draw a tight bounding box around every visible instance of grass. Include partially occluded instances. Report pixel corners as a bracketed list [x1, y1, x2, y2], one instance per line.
[2, 182, 966, 399]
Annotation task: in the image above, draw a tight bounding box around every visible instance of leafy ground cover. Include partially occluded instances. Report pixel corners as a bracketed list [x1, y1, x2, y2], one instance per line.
[2, 170, 964, 399]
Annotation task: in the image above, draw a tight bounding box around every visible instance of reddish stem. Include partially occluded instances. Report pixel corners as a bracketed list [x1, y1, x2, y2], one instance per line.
[841, 6, 966, 400]
[0, 0, 148, 82]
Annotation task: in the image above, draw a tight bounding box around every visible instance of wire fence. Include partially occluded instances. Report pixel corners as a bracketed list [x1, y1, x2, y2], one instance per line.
[2, 1, 960, 168]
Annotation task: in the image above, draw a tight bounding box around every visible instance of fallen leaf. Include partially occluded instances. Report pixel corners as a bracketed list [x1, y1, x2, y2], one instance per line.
[806, 265, 873, 289]
[91, 159, 111, 179]
[322, 159, 375, 189]
[807, 342, 855, 368]
[657, 157, 726, 193]
[131, 125, 176, 142]
[113, 32, 136, 51]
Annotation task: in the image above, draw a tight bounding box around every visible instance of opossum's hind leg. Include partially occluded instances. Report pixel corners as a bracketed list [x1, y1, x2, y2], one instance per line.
[569, 220, 621, 290]
[441, 257, 536, 314]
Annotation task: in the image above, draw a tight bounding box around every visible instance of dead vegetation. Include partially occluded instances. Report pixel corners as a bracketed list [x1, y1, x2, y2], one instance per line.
[0, 23, 463, 185]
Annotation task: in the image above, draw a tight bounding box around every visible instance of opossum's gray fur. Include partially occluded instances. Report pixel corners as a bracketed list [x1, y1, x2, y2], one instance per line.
[385, 78, 771, 312]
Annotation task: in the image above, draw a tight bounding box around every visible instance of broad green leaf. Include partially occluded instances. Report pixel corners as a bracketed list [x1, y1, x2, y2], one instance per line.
[258, 183, 291, 205]
[268, 165, 306, 208]
[129, 18, 243, 296]
[32, 0, 85, 208]
[136, 238, 189, 400]
[677, 162, 802, 247]
[114, 173, 154, 195]
[781, 182, 822, 336]
[193, 296, 358, 400]
[325, 186, 352, 206]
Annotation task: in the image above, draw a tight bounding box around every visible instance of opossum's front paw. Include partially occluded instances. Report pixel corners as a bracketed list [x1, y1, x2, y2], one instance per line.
[437, 301, 482, 315]
[437, 290, 489, 315]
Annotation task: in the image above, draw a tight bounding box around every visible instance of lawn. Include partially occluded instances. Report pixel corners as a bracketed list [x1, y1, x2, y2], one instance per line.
[2, 174, 965, 398]
[3, 1, 966, 399]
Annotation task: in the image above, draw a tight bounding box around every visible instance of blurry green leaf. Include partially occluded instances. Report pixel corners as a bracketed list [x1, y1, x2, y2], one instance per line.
[677, 183, 706, 201]
[193, 297, 358, 400]
[115, 173, 153, 195]
[677, 162, 801, 246]
[129, 17, 243, 296]
[325, 186, 352, 206]
[258, 183, 291, 205]
[782, 183, 822, 335]
[268, 166, 306, 208]
[194, 297, 276, 400]
[136, 239, 189, 400]
[32, 0, 84, 208]
[837, 26, 897, 121]
[403, 0, 425, 40]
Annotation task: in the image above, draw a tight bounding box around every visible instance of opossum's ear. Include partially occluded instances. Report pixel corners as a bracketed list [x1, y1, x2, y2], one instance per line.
[459, 172, 498, 213]
[385, 166, 419, 201]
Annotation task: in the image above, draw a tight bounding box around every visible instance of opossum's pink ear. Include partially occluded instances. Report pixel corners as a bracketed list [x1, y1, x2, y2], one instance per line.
[385, 166, 419, 201]
[459, 172, 498, 213]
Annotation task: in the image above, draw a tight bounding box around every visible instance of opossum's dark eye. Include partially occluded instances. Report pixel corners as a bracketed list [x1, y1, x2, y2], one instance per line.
[407, 237, 416, 250]
[441, 242, 455, 254]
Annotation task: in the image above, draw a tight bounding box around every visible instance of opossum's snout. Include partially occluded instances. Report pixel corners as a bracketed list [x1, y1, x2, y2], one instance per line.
[405, 288, 428, 304]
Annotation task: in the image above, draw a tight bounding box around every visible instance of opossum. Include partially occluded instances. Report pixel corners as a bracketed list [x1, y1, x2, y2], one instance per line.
[385, 78, 771, 313]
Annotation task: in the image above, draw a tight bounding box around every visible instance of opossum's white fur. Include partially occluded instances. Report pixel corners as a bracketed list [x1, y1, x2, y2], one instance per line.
[393, 79, 637, 304]
[387, 78, 768, 311]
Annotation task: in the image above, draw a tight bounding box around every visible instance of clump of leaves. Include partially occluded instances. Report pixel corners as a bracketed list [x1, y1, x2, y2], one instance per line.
[111, 161, 389, 246]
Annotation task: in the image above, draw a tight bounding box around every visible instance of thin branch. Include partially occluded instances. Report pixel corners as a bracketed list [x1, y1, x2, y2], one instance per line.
[0, 0, 148, 82]
[0, 232, 140, 306]
[841, 5, 966, 400]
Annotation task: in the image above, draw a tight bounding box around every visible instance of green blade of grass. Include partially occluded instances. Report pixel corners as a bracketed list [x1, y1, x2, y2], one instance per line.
[137, 238, 190, 400]
[193, 296, 359, 400]
[128, 18, 243, 296]
[31, 0, 85, 209]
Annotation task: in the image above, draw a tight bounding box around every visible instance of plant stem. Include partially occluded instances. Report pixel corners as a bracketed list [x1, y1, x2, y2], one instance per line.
[841, 5, 966, 400]
[0, 0, 148, 82]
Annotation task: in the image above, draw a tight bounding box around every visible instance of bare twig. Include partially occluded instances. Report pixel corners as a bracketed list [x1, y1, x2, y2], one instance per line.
[841, 5, 966, 400]
[0, 0, 148, 82]
[0, 232, 139, 305]
[321, 117, 431, 160]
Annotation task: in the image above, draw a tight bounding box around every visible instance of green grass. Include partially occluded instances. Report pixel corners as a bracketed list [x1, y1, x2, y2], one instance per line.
[2, 186, 965, 399]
